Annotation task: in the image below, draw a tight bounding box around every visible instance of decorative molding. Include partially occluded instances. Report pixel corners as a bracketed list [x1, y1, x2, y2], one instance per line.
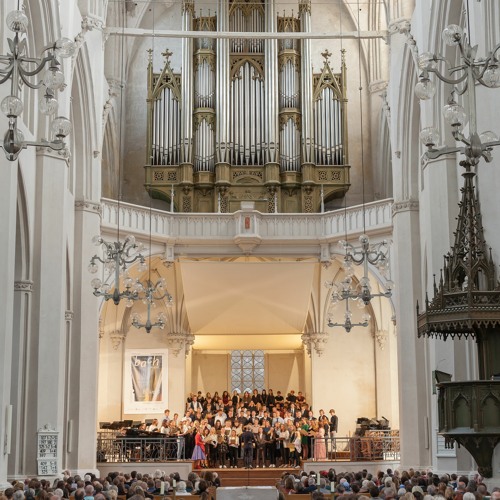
[35, 146, 71, 162]
[167, 331, 195, 357]
[193, 110, 216, 130]
[65, 311, 74, 322]
[109, 330, 126, 350]
[368, 80, 388, 94]
[14, 280, 33, 292]
[373, 329, 388, 349]
[102, 79, 123, 129]
[231, 55, 265, 81]
[298, 0, 312, 16]
[75, 199, 102, 215]
[182, 0, 195, 17]
[301, 331, 329, 357]
[81, 15, 105, 33]
[380, 90, 391, 120]
[279, 111, 301, 131]
[74, 15, 106, 60]
[387, 19, 411, 36]
[392, 199, 419, 216]
[388, 19, 417, 55]
[194, 51, 216, 72]
[38, 424, 56, 432]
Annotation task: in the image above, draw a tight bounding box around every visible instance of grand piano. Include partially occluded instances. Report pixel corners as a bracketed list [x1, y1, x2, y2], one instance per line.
[114, 428, 182, 462]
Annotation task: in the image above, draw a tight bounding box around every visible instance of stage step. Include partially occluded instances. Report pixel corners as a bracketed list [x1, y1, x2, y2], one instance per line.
[205, 467, 299, 487]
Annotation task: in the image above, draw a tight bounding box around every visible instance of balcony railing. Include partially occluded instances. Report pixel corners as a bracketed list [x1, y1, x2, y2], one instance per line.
[100, 198, 393, 249]
[96, 432, 400, 464]
[310, 432, 400, 462]
[97, 435, 185, 463]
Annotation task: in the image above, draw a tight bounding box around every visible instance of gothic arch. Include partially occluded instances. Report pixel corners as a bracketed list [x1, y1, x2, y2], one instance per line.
[71, 44, 100, 201]
[394, 42, 420, 200]
[15, 168, 30, 282]
[376, 106, 393, 199]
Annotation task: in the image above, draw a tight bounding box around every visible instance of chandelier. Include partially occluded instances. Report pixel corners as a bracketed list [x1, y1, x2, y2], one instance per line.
[131, 277, 173, 333]
[0, 7, 74, 161]
[416, 24, 500, 161]
[88, 235, 147, 305]
[328, 294, 371, 333]
[334, 235, 394, 306]
[326, 10, 393, 332]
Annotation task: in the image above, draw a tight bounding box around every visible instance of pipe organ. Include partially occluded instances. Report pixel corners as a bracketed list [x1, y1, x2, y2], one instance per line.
[145, 0, 350, 213]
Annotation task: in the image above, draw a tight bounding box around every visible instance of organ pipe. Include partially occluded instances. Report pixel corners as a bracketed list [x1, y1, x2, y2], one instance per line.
[216, 0, 229, 165]
[181, 4, 194, 165]
[299, 1, 313, 164]
[146, 0, 349, 213]
[264, 0, 278, 165]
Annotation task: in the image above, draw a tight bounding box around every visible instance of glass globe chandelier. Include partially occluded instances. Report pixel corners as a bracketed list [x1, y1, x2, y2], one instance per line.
[334, 236, 394, 306]
[327, 7, 394, 333]
[416, 25, 500, 164]
[88, 235, 147, 305]
[0, 6, 75, 160]
[131, 277, 173, 333]
[328, 294, 371, 333]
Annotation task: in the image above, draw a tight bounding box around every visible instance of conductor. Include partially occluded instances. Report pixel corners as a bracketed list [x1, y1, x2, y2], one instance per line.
[241, 425, 256, 469]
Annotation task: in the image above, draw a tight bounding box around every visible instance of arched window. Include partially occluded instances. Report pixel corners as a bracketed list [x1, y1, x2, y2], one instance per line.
[231, 350, 265, 393]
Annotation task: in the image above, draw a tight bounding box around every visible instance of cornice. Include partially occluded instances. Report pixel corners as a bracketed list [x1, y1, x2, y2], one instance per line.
[75, 200, 102, 215]
[14, 280, 34, 292]
[392, 199, 419, 216]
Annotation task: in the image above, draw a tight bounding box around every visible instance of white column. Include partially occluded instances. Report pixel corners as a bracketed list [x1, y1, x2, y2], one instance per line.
[392, 200, 431, 469]
[0, 0, 19, 485]
[65, 201, 101, 475]
[0, 154, 17, 489]
[24, 150, 69, 475]
[8, 281, 33, 478]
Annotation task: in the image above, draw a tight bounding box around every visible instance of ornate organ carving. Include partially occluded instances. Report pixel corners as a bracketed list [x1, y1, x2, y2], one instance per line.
[144, 0, 350, 213]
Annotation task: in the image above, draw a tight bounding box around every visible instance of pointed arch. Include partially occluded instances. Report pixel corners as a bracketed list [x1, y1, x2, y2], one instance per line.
[71, 43, 100, 200]
[15, 168, 31, 281]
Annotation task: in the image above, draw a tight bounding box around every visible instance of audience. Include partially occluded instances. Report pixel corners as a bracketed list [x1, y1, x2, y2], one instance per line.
[0, 467, 499, 499]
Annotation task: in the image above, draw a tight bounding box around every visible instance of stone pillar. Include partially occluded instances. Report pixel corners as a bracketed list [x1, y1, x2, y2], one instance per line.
[65, 200, 101, 475]
[8, 281, 33, 478]
[23, 150, 70, 475]
[0, 154, 17, 489]
[0, 2, 19, 484]
[166, 331, 194, 415]
[392, 199, 431, 469]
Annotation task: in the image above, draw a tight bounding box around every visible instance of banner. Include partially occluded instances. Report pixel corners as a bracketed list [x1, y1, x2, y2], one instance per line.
[123, 349, 168, 414]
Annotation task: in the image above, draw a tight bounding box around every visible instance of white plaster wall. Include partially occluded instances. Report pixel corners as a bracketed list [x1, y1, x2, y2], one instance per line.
[312, 323, 377, 437]
[98, 321, 188, 423]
